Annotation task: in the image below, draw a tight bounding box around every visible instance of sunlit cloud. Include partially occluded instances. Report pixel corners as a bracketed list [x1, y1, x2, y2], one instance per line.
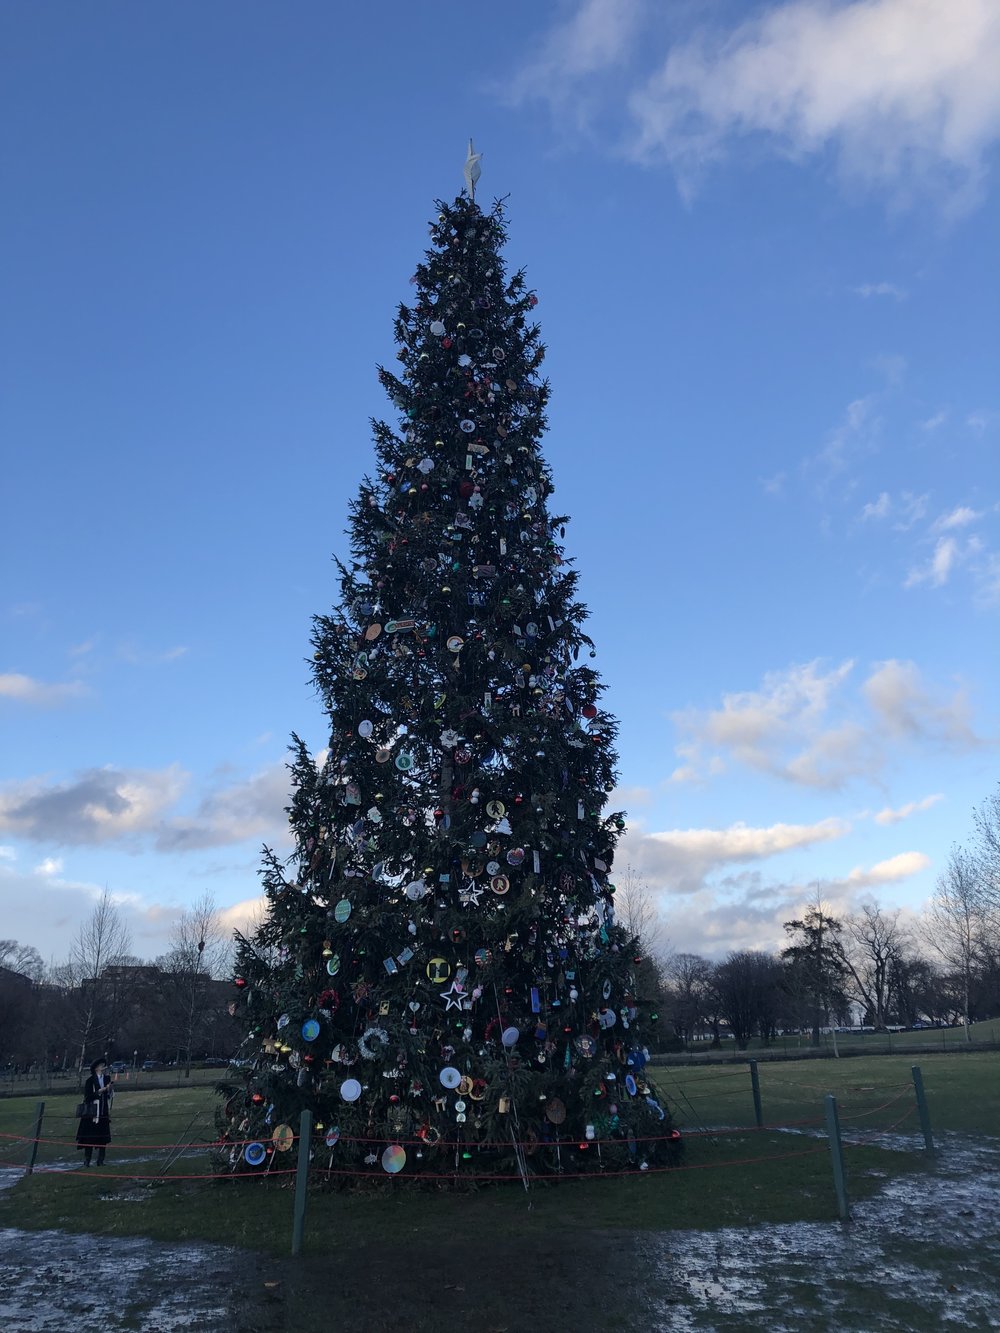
[873, 793, 944, 825]
[621, 816, 851, 895]
[0, 766, 189, 845]
[671, 658, 978, 790]
[0, 673, 89, 707]
[854, 282, 906, 300]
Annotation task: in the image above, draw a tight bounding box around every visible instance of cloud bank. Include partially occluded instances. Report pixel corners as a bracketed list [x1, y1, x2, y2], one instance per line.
[512, 0, 1000, 209]
[0, 673, 88, 707]
[670, 658, 978, 790]
[0, 762, 292, 851]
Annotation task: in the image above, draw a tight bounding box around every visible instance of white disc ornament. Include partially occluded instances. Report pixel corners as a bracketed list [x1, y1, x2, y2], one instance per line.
[340, 1078, 362, 1103]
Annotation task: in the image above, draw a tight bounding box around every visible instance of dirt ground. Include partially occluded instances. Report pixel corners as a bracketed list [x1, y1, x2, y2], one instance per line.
[1, 1132, 998, 1332]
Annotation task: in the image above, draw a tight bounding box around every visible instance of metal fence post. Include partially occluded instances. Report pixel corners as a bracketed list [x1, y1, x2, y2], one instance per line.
[25, 1101, 45, 1175]
[749, 1060, 763, 1128]
[291, 1109, 313, 1257]
[824, 1094, 850, 1222]
[911, 1065, 935, 1156]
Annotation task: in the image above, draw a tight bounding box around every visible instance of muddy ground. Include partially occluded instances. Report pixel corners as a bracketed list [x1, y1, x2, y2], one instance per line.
[1, 1132, 997, 1332]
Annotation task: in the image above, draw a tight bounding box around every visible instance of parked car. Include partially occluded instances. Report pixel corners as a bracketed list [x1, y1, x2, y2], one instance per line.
[109, 1060, 129, 1073]
[141, 1059, 161, 1071]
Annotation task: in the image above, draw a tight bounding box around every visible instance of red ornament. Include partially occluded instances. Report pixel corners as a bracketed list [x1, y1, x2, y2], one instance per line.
[458, 480, 475, 498]
[582, 704, 597, 719]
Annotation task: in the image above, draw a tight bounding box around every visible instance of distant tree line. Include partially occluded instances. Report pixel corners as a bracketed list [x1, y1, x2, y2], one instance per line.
[626, 786, 1000, 1051]
[0, 892, 240, 1082]
[3, 786, 998, 1070]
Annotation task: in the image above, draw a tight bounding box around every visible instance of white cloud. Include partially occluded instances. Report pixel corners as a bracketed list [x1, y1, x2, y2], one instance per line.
[854, 282, 907, 300]
[672, 658, 979, 790]
[0, 673, 88, 707]
[672, 659, 873, 789]
[218, 895, 266, 939]
[933, 505, 982, 532]
[0, 765, 188, 845]
[874, 793, 944, 825]
[812, 394, 881, 478]
[904, 535, 965, 587]
[966, 411, 993, 435]
[627, 0, 1000, 208]
[118, 642, 189, 666]
[973, 551, 1000, 607]
[621, 816, 851, 895]
[862, 659, 976, 747]
[859, 490, 931, 527]
[652, 850, 933, 957]
[157, 764, 291, 851]
[33, 856, 64, 876]
[609, 784, 653, 809]
[841, 850, 931, 887]
[0, 845, 15, 861]
[892, 492, 930, 531]
[906, 533, 992, 591]
[920, 410, 948, 432]
[507, 0, 643, 119]
[761, 471, 786, 496]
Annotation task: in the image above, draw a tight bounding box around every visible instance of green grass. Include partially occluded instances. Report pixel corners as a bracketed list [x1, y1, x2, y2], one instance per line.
[673, 1017, 1000, 1059]
[4, 1053, 997, 1333]
[658, 1050, 1000, 1137]
[5, 1050, 996, 1253]
[0, 1078, 219, 1173]
[0, 1128, 924, 1247]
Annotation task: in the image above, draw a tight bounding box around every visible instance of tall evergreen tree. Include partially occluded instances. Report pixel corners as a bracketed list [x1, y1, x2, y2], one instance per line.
[222, 180, 679, 1179]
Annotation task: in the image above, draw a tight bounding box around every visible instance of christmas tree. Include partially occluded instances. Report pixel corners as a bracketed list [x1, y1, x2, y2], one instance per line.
[222, 161, 680, 1180]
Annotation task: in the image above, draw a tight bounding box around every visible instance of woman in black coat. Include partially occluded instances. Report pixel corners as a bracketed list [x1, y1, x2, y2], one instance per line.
[76, 1057, 114, 1167]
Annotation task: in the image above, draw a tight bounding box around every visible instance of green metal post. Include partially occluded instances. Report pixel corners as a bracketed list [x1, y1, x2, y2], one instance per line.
[26, 1101, 45, 1175]
[911, 1065, 935, 1156]
[749, 1060, 763, 1128]
[824, 1093, 850, 1222]
[291, 1109, 313, 1257]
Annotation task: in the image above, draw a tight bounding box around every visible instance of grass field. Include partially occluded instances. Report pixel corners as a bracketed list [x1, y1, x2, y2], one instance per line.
[1, 1051, 996, 1245]
[2, 1053, 996, 1332]
[664, 1016, 1000, 1060]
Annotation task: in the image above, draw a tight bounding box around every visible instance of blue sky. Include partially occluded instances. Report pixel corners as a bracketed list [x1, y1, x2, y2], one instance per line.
[2, 0, 997, 963]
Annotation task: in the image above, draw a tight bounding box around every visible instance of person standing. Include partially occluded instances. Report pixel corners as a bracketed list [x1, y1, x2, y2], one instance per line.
[76, 1057, 114, 1167]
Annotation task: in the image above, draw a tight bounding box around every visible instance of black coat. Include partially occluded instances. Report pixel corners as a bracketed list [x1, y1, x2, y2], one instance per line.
[76, 1073, 113, 1148]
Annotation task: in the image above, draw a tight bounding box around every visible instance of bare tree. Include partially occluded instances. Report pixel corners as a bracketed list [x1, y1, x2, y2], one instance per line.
[973, 785, 1000, 912]
[924, 846, 987, 1039]
[665, 952, 714, 1046]
[713, 950, 784, 1049]
[615, 866, 670, 964]
[0, 940, 45, 982]
[614, 866, 672, 1037]
[158, 893, 231, 1076]
[67, 890, 133, 1078]
[841, 904, 908, 1030]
